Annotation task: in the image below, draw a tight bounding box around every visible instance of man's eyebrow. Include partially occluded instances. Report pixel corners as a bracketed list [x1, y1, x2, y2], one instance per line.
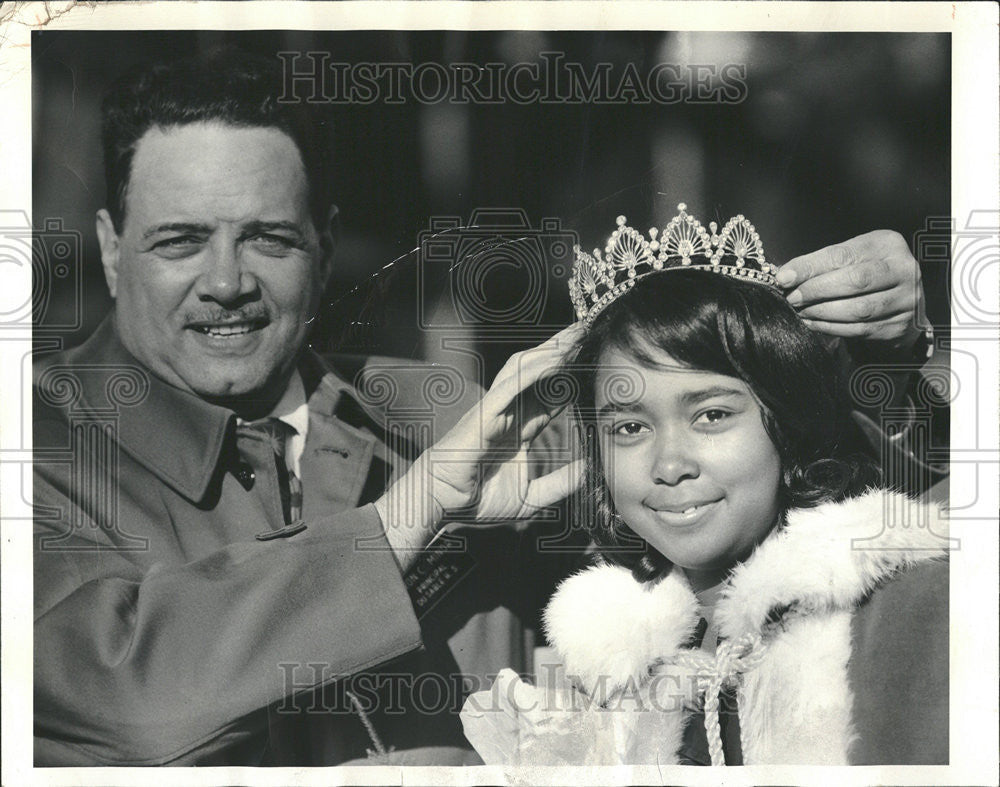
[242, 220, 307, 237]
[142, 222, 212, 240]
[679, 385, 748, 406]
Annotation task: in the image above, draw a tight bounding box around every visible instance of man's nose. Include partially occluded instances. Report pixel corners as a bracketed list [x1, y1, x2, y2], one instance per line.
[195, 242, 256, 304]
[650, 434, 699, 485]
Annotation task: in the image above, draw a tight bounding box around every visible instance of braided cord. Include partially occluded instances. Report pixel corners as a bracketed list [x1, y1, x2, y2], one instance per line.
[672, 632, 767, 766]
[345, 689, 388, 758]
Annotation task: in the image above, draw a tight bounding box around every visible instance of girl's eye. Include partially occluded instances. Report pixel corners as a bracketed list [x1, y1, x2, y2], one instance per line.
[612, 421, 648, 436]
[697, 408, 732, 425]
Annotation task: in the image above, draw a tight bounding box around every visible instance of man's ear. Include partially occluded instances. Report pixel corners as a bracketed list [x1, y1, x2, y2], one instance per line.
[95, 209, 121, 299]
[317, 203, 339, 289]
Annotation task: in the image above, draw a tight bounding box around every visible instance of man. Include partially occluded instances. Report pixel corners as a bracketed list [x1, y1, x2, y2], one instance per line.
[32, 48, 939, 766]
[32, 48, 512, 766]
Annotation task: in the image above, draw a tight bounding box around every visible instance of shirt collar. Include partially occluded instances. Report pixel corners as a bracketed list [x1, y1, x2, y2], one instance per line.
[257, 370, 309, 478]
[263, 368, 309, 439]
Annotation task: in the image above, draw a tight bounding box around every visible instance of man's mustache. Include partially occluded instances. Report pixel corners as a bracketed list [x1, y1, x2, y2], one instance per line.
[184, 304, 271, 326]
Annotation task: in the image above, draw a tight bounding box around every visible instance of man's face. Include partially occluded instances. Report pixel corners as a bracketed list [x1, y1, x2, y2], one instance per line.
[97, 122, 332, 407]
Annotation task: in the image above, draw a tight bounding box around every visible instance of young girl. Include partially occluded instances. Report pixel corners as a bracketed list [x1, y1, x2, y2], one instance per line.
[462, 206, 949, 766]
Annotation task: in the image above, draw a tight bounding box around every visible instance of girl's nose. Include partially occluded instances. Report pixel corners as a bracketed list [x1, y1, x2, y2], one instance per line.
[650, 436, 699, 485]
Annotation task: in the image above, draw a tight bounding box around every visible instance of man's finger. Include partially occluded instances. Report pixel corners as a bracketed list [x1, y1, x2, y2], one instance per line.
[481, 354, 572, 424]
[489, 323, 583, 388]
[776, 241, 861, 289]
[518, 459, 585, 516]
[445, 323, 584, 451]
[454, 361, 572, 452]
[786, 259, 904, 308]
[482, 332, 583, 421]
[518, 407, 564, 444]
[793, 288, 910, 324]
[801, 314, 914, 341]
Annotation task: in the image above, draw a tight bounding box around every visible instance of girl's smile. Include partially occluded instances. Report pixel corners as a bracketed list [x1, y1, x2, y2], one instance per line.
[645, 498, 723, 527]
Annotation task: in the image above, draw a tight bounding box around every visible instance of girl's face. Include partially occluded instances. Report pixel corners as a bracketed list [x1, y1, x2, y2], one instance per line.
[594, 344, 782, 587]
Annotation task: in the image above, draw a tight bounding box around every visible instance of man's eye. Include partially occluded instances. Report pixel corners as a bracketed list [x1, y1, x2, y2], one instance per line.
[250, 234, 296, 253]
[152, 237, 201, 256]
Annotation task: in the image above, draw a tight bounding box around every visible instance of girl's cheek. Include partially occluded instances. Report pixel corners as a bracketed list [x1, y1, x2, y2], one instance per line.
[602, 447, 640, 496]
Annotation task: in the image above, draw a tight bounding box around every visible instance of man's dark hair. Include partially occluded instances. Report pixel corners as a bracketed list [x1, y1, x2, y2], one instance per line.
[101, 46, 331, 232]
[570, 268, 880, 584]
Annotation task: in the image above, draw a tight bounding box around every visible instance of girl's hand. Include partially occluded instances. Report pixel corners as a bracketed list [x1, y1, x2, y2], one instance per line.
[376, 323, 585, 566]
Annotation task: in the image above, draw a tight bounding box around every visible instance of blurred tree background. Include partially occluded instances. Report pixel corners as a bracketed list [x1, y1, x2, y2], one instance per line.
[32, 30, 949, 381]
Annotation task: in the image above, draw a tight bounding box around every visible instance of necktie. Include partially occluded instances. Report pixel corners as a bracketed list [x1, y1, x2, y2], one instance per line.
[236, 418, 303, 524]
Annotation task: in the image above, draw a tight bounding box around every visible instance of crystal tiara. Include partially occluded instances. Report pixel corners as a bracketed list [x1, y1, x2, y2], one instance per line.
[569, 203, 779, 324]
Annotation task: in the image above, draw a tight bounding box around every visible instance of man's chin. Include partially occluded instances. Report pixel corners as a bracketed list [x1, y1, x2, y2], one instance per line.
[193, 382, 268, 400]
[197, 385, 288, 419]
[184, 367, 291, 414]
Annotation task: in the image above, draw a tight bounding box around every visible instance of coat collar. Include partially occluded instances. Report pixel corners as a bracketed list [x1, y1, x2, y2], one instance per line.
[42, 316, 379, 504]
[543, 490, 949, 696]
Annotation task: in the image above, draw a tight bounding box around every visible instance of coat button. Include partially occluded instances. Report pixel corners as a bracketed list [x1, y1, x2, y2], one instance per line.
[235, 462, 256, 490]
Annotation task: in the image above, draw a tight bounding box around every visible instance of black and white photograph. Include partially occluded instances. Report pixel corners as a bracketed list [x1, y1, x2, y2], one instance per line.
[1, 2, 997, 785]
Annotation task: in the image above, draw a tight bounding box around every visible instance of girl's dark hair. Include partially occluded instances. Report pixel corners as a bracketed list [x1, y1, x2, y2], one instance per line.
[571, 268, 879, 583]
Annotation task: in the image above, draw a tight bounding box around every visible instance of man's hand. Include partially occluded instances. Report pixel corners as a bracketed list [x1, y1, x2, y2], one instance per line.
[777, 230, 927, 358]
[376, 324, 586, 567]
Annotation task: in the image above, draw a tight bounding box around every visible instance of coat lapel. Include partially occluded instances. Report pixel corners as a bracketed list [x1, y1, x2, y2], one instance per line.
[299, 410, 380, 518]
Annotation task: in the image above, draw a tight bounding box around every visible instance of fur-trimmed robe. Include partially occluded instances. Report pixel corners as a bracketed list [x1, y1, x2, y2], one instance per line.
[542, 490, 950, 765]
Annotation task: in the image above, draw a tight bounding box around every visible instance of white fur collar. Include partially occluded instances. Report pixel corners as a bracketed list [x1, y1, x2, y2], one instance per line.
[543, 490, 948, 696]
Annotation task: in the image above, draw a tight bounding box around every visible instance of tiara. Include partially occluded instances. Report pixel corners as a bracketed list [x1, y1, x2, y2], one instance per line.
[569, 203, 779, 324]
